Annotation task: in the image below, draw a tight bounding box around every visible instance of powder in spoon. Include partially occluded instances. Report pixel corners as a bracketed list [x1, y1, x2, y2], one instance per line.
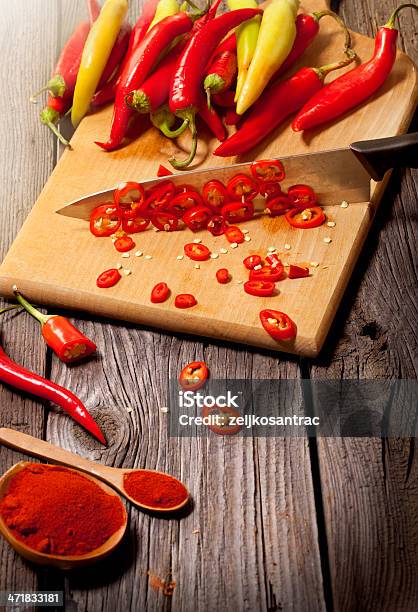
[0, 463, 125, 556]
[123, 470, 188, 509]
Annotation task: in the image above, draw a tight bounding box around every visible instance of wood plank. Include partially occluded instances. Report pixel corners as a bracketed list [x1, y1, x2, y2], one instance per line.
[0, 0, 59, 597]
[311, 4, 418, 611]
[0, 0, 416, 356]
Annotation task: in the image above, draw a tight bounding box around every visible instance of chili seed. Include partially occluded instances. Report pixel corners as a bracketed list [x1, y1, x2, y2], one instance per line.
[340, 200, 349, 208]
[327, 221, 336, 227]
[135, 251, 143, 257]
[220, 248, 228, 254]
[284, 244, 291, 250]
[121, 253, 130, 258]
[323, 237, 332, 244]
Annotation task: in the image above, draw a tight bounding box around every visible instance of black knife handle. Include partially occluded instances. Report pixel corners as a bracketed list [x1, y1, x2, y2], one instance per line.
[350, 132, 418, 182]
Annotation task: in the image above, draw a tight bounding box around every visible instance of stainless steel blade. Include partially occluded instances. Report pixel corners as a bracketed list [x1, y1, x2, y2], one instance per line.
[56, 147, 371, 221]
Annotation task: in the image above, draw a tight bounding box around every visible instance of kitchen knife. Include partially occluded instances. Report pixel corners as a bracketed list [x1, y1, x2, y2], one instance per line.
[56, 133, 417, 221]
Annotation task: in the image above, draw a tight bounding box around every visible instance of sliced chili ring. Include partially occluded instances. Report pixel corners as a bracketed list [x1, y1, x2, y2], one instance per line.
[202, 404, 241, 436]
[168, 191, 204, 218]
[202, 180, 229, 209]
[250, 159, 285, 183]
[141, 181, 175, 214]
[151, 282, 170, 303]
[114, 181, 145, 209]
[207, 214, 227, 236]
[183, 205, 213, 232]
[259, 309, 297, 341]
[265, 194, 293, 217]
[287, 184, 317, 209]
[221, 201, 254, 224]
[243, 254, 262, 270]
[150, 211, 179, 231]
[179, 361, 209, 391]
[244, 280, 275, 297]
[114, 235, 135, 252]
[175, 183, 201, 195]
[184, 243, 211, 261]
[175, 294, 197, 309]
[216, 268, 230, 284]
[96, 268, 122, 288]
[90, 204, 121, 237]
[121, 209, 150, 234]
[288, 264, 310, 279]
[285, 206, 325, 229]
[250, 265, 285, 282]
[226, 174, 258, 202]
[224, 226, 245, 244]
[265, 253, 281, 268]
[157, 164, 173, 177]
[259, 181, 282, 200]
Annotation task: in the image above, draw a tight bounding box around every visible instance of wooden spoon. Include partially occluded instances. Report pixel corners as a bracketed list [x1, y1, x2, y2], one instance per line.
[0, 461, 127, 570]
[0, 428, 189, 513]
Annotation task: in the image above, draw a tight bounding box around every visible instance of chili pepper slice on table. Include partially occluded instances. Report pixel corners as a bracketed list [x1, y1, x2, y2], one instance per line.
[151, 282, 170, 303]
[292, 3, 418, 132]
[265, 253, 282, 268]
[285, 206, 326, 229]
[207, 215, 227, 236]
[243, 254, 262, 270]
[222, 201, 254, 224]
[184, 243, 211, 261]
[244, 280, 276, 297]
[169, 6, 262, 168]
[72, 0, 129, 127]
[202, 404, 241, 435]
[114, 235, 136, 252]
[259, 182, 282, 200]
[202, 180, 229, 208]
[183, 206, 213, 231]
[251, 160, 285, 183]
[265, 194, 293, 217]
[90, 204, 122, 237]
[97, 268, 122, 288]
[168, 191, 204, 217]
[97, 12, 195, 151]
[141, 180, 176, 214]
[114, 181, 146, 209]
[121, 209, 150, 233]
[225, 226, 245, 244]
[288, 264, 310, 279]
[259, 309, 297, 342]
[227, 0, 260, 102]
[0, 344, 106, 444]
[150, 211, 179, 231]
[175, 294, 197, 308]
[250, 264, 285, 282]
[13, 289, 97, 364]
[179, 361, 209, 391]
[216, 268, 230, 284]
[287, 184, 317, 208]
[226, 174, 258, 201]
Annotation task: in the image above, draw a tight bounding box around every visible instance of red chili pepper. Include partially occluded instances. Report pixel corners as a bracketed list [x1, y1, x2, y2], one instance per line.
[292, 4, 417, 132]
[90, 204, 121, 237]
[183, 206, 213, 232]
[0, 345, 106, 444]
[226, 174, 258, 201]
[216, 268, 230, 284]
[114, 181, 145, 209]
[250, 265, 285, 282]
[92, 72, 119, 107]
[202, 180, 229, 208]
[208, 32, 236, 63]
[184, 242, 211, 261]
[169, 7, 262, 168]
[244, 280, 276, 297]
[150, 211, 179, 231]
[114, 235, 136, 252]
[224, 226, 245, 244]
[259, 309, 297, 341]
[179, 361, 209, 391]
[175, 294, 197, 309]
[151, 282, 170, 303]
[198, 96, 227, 142]
[222, 201, 254, 224]
[288, 264, 310, 279]
[14, 290, 97, 364]
[96, 13, 194, 151]
[243, 254, 262, 270]
[285, 206, 326, 229]
[287, 184, 317, 208]
[168, 191, 204, 217]
[265, 194, 293, 217]
[212, 89, 236, 107]
[96, 268, 122, 288]
[157, 164, 173, 177]
[224, 108, 241, 126]
[251, 160, 285, 183]
[207, 214, 227, 236]
[97, 22, 132, 91]
[121, 209, 150, 233]
[87, 0, 100, 24]
[204, 50, 238, 106]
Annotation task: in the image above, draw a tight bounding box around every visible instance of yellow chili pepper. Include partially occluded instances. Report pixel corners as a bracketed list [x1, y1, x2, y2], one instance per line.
[236, 0, 299, 115]
[147, 0, 179, 32]
[71, 0, 128, 127]
[227, 0, 261, 103]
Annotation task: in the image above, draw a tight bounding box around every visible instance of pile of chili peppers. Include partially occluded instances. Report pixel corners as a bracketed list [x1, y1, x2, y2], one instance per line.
[32, 1, 414, 165]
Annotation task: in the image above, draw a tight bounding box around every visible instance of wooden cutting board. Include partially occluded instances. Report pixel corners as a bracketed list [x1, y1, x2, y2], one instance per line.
[0, 0, 416, 356]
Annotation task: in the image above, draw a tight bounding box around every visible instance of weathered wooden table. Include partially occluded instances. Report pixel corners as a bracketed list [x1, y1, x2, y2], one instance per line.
[0, 1, 416, 610]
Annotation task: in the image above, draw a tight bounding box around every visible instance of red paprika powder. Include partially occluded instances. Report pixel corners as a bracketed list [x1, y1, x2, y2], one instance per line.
[0, 464, 125, 556]
[123, 470, 188, 510]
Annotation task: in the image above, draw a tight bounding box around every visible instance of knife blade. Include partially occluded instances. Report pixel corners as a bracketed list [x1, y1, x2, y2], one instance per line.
[56, 146, 372, 221]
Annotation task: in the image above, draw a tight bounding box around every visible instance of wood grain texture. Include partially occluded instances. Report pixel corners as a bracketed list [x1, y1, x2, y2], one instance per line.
[0, 0, 416, 356]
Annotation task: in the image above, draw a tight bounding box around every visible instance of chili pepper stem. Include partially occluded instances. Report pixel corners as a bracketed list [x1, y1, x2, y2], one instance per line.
[386, 3, 417, 28]
[0, 305, 21, 315]
[13, 287, 51, 326]
[126, 91, 151, 113]
[40, 108, 71, 147]
[204, 74, 225, 108]
[315, 48, 357, 80]
[30, 75, 66, 104]
[169, 111, 197, 169]
[160, 118, 189, 138]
